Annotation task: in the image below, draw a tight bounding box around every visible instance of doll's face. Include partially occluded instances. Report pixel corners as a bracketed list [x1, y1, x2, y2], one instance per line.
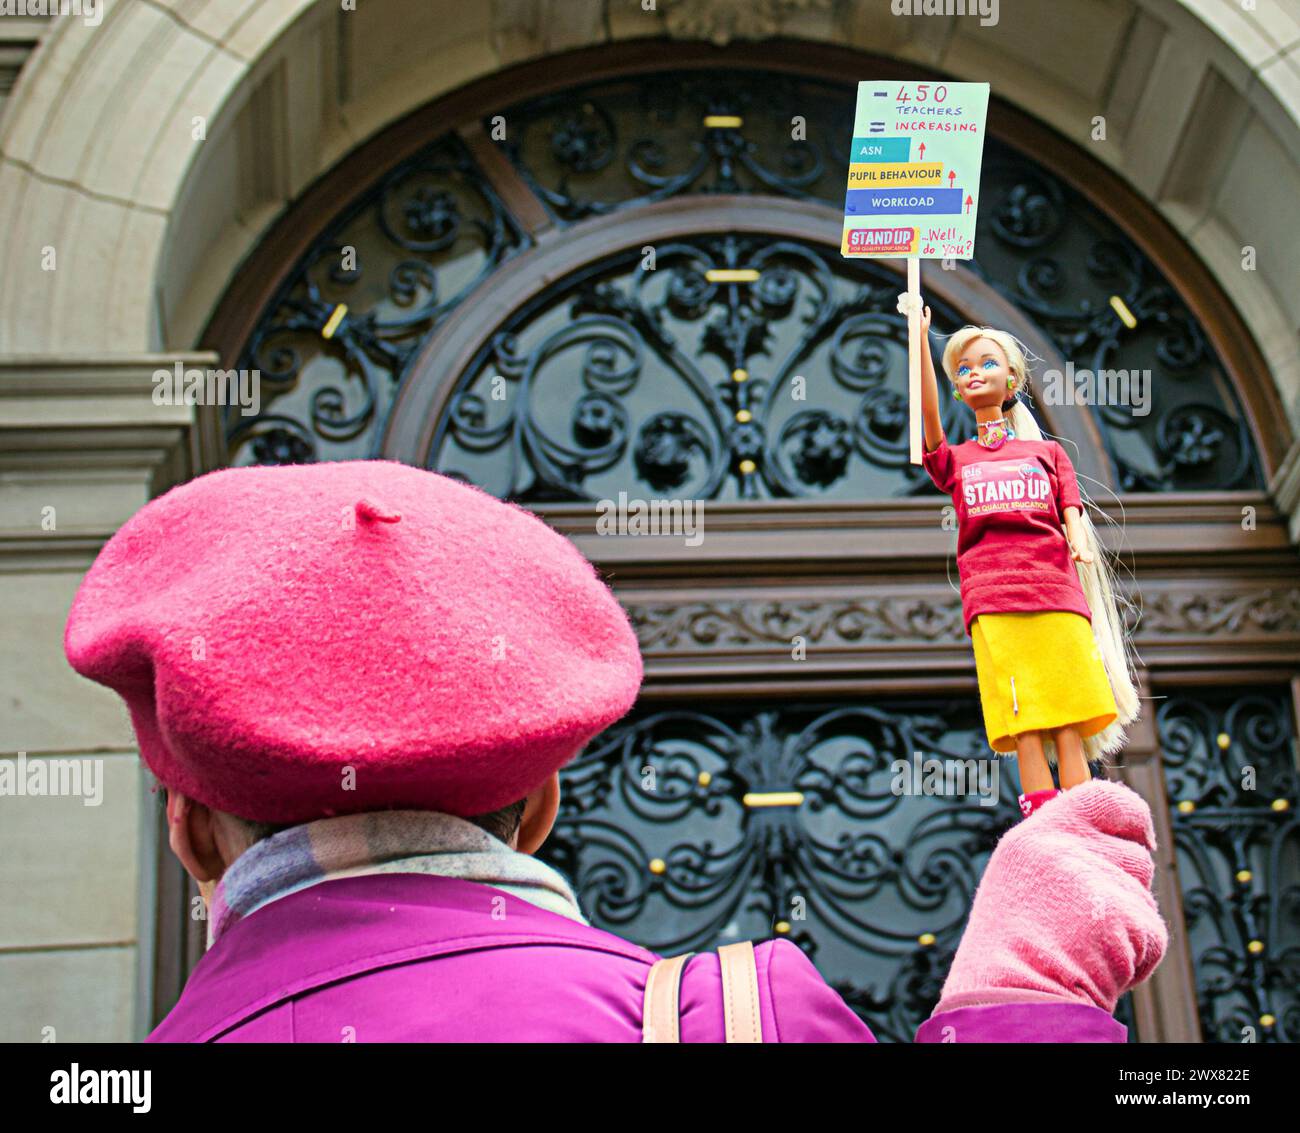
[952, 337, 1015, 410]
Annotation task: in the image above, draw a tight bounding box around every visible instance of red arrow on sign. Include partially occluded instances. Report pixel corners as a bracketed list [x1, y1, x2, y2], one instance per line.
[918, 142, 926, 160]
[965, 194, 973, 213]
[948, 170, 956, 187]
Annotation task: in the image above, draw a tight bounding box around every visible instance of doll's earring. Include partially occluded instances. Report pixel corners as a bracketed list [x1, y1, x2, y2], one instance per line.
[1006, 377, 1015, 391]
[952, 386, 962, 400]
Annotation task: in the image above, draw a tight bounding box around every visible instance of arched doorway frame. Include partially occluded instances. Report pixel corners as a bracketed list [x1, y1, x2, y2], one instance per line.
[201, 39, 1290, 481]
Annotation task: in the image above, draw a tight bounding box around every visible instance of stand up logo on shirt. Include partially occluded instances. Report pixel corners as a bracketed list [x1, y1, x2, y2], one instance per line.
[962, 460, 1051, 516]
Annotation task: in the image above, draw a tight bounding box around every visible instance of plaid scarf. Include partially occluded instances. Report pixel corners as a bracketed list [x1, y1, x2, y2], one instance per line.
[207, 809, 588, 946]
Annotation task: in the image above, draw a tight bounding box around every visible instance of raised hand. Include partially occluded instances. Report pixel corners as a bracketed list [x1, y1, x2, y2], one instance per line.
[933, 780, 1168, 1017]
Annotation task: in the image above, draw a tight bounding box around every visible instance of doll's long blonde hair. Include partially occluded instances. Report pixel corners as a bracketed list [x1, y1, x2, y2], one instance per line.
[941, 325, 1141, 764]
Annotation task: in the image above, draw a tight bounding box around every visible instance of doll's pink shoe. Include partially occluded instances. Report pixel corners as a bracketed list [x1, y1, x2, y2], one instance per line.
[1018, 788, 1062, 819]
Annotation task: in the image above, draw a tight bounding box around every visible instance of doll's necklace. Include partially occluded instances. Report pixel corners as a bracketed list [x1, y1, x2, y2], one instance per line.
[975, 417, 1015, 450]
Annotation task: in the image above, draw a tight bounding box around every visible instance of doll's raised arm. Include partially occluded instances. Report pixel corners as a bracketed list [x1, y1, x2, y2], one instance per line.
[898, 292, 945, 453]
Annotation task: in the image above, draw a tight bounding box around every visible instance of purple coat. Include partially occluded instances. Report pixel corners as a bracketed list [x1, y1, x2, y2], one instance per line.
[148, 874, 1126, 1042]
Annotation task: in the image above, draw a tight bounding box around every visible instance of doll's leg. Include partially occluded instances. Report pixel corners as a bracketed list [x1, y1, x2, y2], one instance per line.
[1053, 725, 1092, 789]
[1015, 731, 1054, 794]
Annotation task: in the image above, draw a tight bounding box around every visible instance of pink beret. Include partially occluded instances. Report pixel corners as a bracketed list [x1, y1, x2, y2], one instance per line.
[65, 461, 642, 824]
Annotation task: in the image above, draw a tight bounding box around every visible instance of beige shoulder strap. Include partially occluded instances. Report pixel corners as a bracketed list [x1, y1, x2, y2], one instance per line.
[642, 952, 694, 1043]
[717, 941, 762, 1043]
[642, 940, 763, 1043]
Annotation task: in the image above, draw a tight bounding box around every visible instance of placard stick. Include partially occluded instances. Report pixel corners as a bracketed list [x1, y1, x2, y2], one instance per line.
[907, 255, 921, 465]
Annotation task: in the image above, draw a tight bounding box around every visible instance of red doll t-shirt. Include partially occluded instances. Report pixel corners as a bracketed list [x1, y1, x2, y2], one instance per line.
[922, 436, 1092, 635]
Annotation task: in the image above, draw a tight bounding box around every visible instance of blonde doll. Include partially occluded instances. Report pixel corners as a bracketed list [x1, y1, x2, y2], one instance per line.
[900, 293, 1139, 817]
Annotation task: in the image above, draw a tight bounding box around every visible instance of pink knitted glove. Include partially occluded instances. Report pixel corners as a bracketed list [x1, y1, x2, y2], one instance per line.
[935, 780, 1168, 1016]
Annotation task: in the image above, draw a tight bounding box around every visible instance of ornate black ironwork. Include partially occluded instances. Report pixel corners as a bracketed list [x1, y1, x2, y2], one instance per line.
[491, 72, 848, 219]
[230, 68, 1262, 493]
[1157, 688, 1300, 1043]
[973, 158, 1259, 491]
[226, 135, 522, 465]
[490, 71, 1261, 492]
[433, 234, 969, 500]
[537, 700, 1025, 1042]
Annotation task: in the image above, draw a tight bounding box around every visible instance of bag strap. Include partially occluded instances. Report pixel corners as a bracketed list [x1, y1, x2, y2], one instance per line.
[642, 940, 763, 1043]
[718, 941, 762, 1043]
[642, 952, 694, 1043]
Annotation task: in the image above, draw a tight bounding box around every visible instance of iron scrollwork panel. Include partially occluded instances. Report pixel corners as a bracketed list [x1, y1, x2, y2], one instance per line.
[974, 158, 1259, 492]
[226, 134, 524, 466]
[432, 233, 969, 502]
[1157, 688, 1300, 1043]
[226, 69, 1264, 493]
[537, 699, 1026, 1042]
[491, 70, 1261, 492]
[492, 72, 855, 219]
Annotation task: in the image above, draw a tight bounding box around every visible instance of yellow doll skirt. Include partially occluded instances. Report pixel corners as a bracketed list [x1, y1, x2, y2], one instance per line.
[970, 611, 1118, 753]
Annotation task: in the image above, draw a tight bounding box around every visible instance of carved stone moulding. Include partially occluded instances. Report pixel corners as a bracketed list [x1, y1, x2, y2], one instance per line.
[661, 0, 836, 46]
[623, 579, 1300, 694]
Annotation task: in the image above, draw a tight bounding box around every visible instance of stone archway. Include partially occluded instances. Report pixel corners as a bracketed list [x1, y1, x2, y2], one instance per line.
[0, 2, 1294, 407]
